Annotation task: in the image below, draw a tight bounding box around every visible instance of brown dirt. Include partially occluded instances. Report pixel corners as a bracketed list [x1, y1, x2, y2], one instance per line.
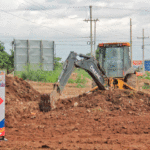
[6, 76, 41, 102]
[5, 76, 41, 130]
[27, 77, 92, 99]
[1, 76, 150, 149]
[137, 78, 150, 93]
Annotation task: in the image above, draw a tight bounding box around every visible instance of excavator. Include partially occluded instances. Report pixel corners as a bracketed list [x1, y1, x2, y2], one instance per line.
[39, 42, 136, 112]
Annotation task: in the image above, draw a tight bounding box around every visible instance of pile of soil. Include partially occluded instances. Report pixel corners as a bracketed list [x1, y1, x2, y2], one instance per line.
[6, 76, 41, 102]
[5, 76, 41, 127]
[56, 89, 150, 114]
[2, 75, 150, 149]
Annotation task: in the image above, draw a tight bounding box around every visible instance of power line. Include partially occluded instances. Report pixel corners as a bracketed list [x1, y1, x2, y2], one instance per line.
[93, 6, 150, 12]
[4, 5, 150, 12]
[20, 1, 88, 37]
[0, 9, 86, 38]
[22, 0, 63, 17]
[56, 44, 88, 46]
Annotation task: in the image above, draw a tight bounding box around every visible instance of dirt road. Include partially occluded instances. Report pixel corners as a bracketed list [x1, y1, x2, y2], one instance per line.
[1, 76, 150, 150]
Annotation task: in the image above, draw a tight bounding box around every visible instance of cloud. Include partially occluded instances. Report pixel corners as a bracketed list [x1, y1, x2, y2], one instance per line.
[47, 0, 75, 4]
[1, 0, 150, 61]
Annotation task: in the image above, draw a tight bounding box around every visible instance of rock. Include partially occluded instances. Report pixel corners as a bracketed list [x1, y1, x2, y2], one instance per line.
[74, 102, 78, 107]
[31, 116, 36, 119]
[140, 99, 143, 102]
[13, 81, 18, 86]
[87, 109, 91, 113]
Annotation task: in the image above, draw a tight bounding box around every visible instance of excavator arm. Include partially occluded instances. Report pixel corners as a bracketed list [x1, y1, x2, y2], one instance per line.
[39, 51, 106, 112]
[53, 51, 77, 93]
[53, 51, 106, 94]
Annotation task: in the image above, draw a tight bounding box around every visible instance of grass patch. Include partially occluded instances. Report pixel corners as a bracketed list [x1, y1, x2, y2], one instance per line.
[68, 68, 91, 87]
[68, 79, 75, 83]
[68, 74, 87, 88]
[75, 75, 87, 84]
[76, 83, 86, 88]
[68, 70, 88, 88]
[14, 64, 92, 86]
[142, 83, 150, 89]
[15, 64, 62, 83]
[68, 75, 87, 84]
[74, 68, 91, 79]
[138, 71, 150, 80]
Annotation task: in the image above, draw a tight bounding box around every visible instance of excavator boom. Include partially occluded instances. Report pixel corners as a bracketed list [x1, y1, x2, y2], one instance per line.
[39, 51, 106, 112]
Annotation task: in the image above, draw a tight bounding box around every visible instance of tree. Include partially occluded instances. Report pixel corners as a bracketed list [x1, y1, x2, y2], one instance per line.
[0, 42, 14, 73]
[54, 57, 62, 70]
[95, 49, 99, 61]
[9, 49, 14, 69]
[86, 49, 99, 61]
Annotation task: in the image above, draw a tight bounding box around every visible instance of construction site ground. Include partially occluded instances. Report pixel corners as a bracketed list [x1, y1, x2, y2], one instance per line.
[1, 74, 150, 150]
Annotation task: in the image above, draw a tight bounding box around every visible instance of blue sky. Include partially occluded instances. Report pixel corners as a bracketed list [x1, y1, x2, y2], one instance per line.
[1, 0, 150, 61]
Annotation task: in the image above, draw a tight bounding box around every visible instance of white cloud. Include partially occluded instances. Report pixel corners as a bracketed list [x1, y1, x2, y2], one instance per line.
[0, 0, 150, 61]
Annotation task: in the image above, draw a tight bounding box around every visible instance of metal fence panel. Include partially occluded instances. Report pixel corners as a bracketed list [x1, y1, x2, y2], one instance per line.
[43, 54, 54, 63]
[14, 40, 54, 71]
[42, 41, 54, 48]
[15, 40, 28, 47]
[43, 63, 54, 71]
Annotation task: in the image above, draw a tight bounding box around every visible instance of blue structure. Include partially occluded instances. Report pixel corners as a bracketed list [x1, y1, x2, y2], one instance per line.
[144, 60, 150, 71]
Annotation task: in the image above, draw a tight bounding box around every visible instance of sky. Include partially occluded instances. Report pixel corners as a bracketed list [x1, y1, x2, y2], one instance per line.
[1, 0, 150, 61]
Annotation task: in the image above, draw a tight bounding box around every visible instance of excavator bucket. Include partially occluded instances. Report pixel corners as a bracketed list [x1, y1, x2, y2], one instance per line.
[50, 89, 60, 109]
[39, 88, 60, 112]
[39, 94, 51, 112]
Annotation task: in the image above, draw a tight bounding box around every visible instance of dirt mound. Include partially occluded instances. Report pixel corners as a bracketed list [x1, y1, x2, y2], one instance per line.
[2, 76, 150, 149]
[56, 89, 150, 114]
[6, 76, 40, 102]
[5, 76, 41, 127]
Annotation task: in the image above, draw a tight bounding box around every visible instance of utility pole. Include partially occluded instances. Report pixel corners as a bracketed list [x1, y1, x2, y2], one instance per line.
[94, 19, 99, 58]
[137, 29, 149, 74]
[84, 5, 96, 56]
[90, 6, 92, 56]
[130, 18, 132, 67]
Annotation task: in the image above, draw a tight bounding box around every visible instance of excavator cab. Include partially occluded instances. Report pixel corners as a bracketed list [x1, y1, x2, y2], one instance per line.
[98, 42, 131, 77]
[98, 42, 136, 89]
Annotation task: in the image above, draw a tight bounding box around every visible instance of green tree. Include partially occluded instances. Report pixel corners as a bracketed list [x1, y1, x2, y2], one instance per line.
[54, 57, 62, 70]
[86, 48, 99, 61]
[9, 49, 14, 69]
[0, 42, 14, 73]
[95, 49, 99, 61]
